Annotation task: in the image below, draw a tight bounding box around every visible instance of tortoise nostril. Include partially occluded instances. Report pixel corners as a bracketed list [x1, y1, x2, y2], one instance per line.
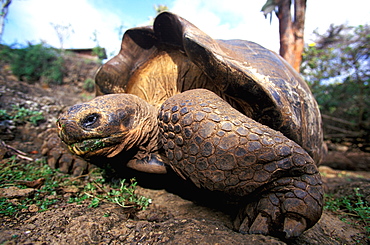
[56, 118, 66, 130]
[57, 121, 61, 130]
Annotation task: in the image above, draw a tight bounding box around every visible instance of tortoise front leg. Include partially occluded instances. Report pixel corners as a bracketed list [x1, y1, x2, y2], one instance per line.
[158, 89, 323, 238]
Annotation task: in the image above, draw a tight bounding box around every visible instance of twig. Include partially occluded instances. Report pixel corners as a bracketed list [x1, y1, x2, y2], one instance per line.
[1, 141, 33, 161]
[15, 154, 34, 161]
[93, 180, 109, 194]
[66, 168, 101, 182]
[322, 114, 357, 126]
[68, 173, 91, 182]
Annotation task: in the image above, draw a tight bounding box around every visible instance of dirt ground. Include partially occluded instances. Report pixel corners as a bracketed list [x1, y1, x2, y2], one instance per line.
[0, 62, 369, 244]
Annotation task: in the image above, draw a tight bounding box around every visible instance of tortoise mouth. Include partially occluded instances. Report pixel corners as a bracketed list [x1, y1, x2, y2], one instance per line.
[66, 134, 124, 157]
[67, 137, 110, 156]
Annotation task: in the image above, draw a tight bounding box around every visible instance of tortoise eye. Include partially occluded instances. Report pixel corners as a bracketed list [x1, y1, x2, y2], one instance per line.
[81, 113, 100, 128]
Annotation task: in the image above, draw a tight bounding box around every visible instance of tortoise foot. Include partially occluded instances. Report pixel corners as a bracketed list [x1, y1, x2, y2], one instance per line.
[41, 128, 90, 176]
[239, 210, 307, 238]
[235, 174, 323, 238]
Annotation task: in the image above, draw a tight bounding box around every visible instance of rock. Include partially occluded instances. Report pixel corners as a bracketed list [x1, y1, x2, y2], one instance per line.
[0, 141, 8, 159]
[28, 204, 39, 213]
[62, 186, 80, 193]
[0, 186, 36, 199]
[0, 120, 16, 141]
[294, 212, 368, 245]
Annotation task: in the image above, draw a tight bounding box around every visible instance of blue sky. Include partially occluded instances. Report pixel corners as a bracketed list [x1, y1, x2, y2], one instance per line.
[3, 0, 370, 58]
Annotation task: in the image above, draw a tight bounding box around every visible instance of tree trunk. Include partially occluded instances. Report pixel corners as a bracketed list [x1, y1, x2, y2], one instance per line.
[277, 0, 306, 72]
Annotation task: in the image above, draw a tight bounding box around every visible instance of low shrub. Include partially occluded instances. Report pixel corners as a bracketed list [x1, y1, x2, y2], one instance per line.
[1, 43, 64, 84]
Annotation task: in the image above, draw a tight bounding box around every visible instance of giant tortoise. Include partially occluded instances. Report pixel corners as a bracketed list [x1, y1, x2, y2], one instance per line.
[52, 12, 325, 238]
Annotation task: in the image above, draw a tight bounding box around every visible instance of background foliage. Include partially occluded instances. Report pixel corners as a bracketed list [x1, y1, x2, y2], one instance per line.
[301, 24, 370, 142]
[0, 43, 64, 84]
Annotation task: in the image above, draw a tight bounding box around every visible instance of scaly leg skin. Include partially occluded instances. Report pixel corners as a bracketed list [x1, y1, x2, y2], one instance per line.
[158, 89, 323, 238]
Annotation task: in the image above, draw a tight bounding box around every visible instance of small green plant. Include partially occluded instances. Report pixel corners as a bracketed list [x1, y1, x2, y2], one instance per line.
[83, 78, 95, 92]
[104, 179, 152, 209]
[0, 109, 8, 120]
[81, 93, 95, 101]
[92, 46, 106, 60]
[0, 106, 44, 125]
[70, 178, 151, 210]
[67, 194, 89, 205]
[324, 188, 370, 235]
[0, 157, 63, 215]
[1, 154, 151, 217]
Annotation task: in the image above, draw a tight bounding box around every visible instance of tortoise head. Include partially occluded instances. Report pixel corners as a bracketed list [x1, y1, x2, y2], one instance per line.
[57, 94, 156, 159]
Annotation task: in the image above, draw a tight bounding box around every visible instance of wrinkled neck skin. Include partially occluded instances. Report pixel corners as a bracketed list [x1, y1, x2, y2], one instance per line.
[114, 101, 169, 174]
[129, 103, 162, 159]
[98, 95, 160, 159]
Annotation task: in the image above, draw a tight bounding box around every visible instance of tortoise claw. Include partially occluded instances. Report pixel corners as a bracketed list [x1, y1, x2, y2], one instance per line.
[248, 213, 270, 235]
[41, 128, 90, 176]
[283, 215, 307, 239]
